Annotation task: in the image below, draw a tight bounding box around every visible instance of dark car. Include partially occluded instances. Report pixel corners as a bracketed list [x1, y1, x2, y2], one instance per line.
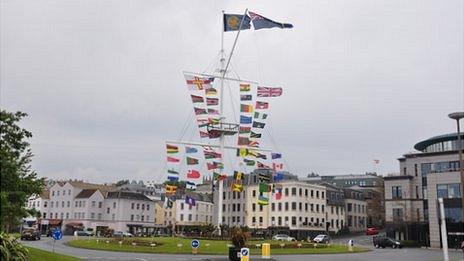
[21, 228, 41, 241]
[373, 236, 403, 249]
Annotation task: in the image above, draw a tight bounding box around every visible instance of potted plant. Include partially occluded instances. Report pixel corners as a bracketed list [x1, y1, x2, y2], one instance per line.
[229, 228, 247, 261]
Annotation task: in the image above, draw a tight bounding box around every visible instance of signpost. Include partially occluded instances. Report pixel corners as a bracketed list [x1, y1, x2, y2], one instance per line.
[240, 247, 250, 261]
[191, 239, 200, 255]
[51, 229, 62, 253]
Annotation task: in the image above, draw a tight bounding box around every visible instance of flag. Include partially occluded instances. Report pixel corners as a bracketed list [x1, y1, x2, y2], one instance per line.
[166, 144, 179, 154]
[257, 161, 270, 169]
[240, 84, 251, 92]
[208, 108, 220, 115]
[163, 197, 173, 209]
[252, 121, 266, 128]
[271, 153, 282, 159]
[272, 162, 283, 170]
[258, 172, 272, 182]
[167, 169, 179, 175]
[275, 187, 282, 200]
[208, 117, 220, 124]
[186, 181, 197, 191]
[206, 98, 219, 106]
[207, 162, 223, 170]
[223, 14, 251, 32]
[191, 95, 204, 103]
[198, 121, 209, 128]
[240, 115, 252, 124]
[257, 195, 269, 206]
[250, 131, 262, 139]
[243, 158, 256, 166]
[274, 171, 284, 181]
[185, 75, 214, 91]
[186, 157, 199, 165]
[240, 104, 254, 113]
[234, 171, 244, 180]
[167, 157, 180, 163]
[185, 146, 198, 153]
[165, 184, 177, 195]
[249, 11, 293, 30]
[239, 126, 251, 134]
[238, 136, 250, 146]
[194, 107, 207, 115]
[255, 152, 267, 159]
[167, 174, 179, 182]
[187, 170, 201, 179]
[185, 195, 196, 206]
[255, 101, 269, 109]
[205, 87, 218, 96]
[254, 112, 268, 120]
[232, 183, 243, 192]
[259, 182, 271, 193]
[199, 131, 209, 138]
[237, 148, 255, 157]
[248, 140, 260, 147]
[373, 159, 380, 164]
[240, 94, 252, 101]
[213, 172, 227, 181]
[257, 86, 283, 97]
[204, 151, 221, 159]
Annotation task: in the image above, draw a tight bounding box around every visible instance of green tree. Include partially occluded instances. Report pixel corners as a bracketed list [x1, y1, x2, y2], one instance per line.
[0, 110, 44, 232]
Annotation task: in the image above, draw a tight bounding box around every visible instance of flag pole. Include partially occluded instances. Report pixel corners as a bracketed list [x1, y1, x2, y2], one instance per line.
[222, 8, 248, 78]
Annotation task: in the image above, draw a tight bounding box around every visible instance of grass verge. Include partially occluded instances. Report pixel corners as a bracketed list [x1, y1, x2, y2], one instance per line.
[26, 246, 79, 261]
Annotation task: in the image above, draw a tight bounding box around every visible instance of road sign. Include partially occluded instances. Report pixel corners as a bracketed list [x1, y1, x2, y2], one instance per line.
[191, 239, 200, 248]
[52, 229, 62, 240]
[240, 247, 250, 261]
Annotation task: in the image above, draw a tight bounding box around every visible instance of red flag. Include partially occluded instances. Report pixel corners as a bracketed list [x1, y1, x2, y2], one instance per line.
[272, 163, 283, 170]
[255, 101, 269, 109]
[257, 87, 283, 97]
[167, 157, 180, 163]
[187, 170, 201, 179]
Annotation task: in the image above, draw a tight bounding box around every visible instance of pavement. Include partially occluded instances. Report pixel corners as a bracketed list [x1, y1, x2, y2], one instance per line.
[21, 235, 464, 261]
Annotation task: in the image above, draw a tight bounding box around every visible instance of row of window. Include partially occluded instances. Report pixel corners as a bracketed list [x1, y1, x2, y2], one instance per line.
[130, 203, 151, 211]
[180, 203, 212, 211]
[51, 189, 72, 197]
[347, 203, 365, 213]
[347, 215, 366, 227]
[179, 213, 213, 222]
[129, 214, 150, 222]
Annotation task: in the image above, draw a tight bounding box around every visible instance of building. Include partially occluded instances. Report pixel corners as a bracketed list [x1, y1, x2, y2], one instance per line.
[384, 133, 463, 248]
[343, 188, 367, 232]
[175, 193, 214, 228]
[322, 183, 346, 234]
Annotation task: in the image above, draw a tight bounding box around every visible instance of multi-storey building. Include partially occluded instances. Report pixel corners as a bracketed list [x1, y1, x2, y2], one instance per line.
[175, 193, 214, 228]
[322, 183, 346, 234]
[384, 133, 463, 248]
[344, 188, 367, 232]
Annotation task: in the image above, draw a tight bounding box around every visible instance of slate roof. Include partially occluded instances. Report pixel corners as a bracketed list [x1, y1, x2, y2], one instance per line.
[106, 191, 152, 201]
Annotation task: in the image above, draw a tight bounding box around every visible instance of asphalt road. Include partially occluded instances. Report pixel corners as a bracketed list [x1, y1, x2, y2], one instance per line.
[22, 236, 464, 261]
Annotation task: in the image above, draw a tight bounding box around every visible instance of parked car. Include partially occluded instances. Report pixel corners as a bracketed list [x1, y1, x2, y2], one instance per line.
[21, 228, 41, 241]
[373, 236, 403, 249]
[272, 234, 295, 241]
[74, 230, 94, 236]
[113, 231, 133, 237]
[312, 234, 330, 244]
[365, 227, 380, 235]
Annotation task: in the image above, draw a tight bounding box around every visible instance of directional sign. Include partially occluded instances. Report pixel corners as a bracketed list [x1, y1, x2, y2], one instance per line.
[191, 239, 200, 249]
[240, 247, 250, 261]
[52, 229, 62, 240]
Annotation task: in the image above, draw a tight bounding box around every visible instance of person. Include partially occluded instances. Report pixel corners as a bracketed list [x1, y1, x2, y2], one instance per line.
[461, 240, 464, 254]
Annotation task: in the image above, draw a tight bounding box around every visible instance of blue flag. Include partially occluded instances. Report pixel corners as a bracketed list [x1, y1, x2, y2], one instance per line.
[240, 115, 252, 124]
[249, 11, 293, 30]
[185, 146, 198, 153]
[224, 14, 251, 32]
[271, 153, 282, 159]
[274, 172, 284, 181]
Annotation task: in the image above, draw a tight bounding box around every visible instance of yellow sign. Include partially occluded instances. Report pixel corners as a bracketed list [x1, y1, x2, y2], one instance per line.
[262, 243, 271, 259]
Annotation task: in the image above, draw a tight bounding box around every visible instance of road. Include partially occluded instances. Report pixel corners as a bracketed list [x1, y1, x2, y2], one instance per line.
[22, 235, 464, 261]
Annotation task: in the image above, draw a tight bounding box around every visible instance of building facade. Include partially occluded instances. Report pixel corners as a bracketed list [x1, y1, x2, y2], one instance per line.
[344, 188, 367, 232]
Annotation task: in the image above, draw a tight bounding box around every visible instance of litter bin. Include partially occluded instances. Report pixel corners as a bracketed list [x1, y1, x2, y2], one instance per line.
[228, 246, 240, 261]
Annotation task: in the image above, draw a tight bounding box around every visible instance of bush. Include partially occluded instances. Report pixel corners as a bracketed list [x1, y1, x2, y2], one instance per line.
[0, 232, 29, 260]
[231, 228, 247, 249]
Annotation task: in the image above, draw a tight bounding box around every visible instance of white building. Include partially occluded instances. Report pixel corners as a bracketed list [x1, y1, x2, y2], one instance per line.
[175, 193, 214, 226]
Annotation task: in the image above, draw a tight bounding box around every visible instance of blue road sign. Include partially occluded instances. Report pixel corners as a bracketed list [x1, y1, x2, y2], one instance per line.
[52, 229, 62, 240]
[241, 248, 249, 256]
[191, 239, 200, 248]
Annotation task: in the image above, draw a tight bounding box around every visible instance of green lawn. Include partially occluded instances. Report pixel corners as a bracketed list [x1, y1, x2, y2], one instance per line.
[26, 246, 79, 261]
[67, 237, 368, 255]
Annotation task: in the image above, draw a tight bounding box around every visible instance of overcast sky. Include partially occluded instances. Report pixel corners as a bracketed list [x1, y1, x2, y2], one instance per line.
[1, 0, 463, 183]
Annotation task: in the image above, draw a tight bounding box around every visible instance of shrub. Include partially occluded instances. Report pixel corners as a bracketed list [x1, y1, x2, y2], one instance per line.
[231, 228, 247, 249]
[0, 232, 29, 260]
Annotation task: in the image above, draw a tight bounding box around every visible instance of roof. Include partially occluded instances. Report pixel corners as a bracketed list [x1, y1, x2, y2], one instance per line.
[75, 189, 99, 198]
[177, 192, 213, 203]
[68, 181, 116, 191]
[106, 191, 152, 201]
[383, 175, 414, 181]
[414, 133, 464, 151]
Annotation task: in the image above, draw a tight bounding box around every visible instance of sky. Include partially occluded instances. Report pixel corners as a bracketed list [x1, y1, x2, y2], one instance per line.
[1, 0, 463, 183]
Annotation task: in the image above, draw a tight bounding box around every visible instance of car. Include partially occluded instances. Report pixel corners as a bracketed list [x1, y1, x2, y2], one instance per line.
[312, 234, 330, 244]
[272, 234, 295, 241]
[21, 228, 41, 241]
[113, 231, 133, 237]
[74, 230, 94, 236]
[373, 236, 403, 249]
[365, 227, 380, 235]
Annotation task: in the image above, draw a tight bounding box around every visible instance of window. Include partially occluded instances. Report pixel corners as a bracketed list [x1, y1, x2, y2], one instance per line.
[52, 191, 55, 196]
[147, 204, 150, 211]
[437, 184, 462, 198]
[393, 208, 403, 222]
[414, 164, 418, 176]
[43, 213, 47, 218]
[347, 203, 352, 212]
[98, 213, 102, 220]
[131, 203, 134, 209]
[321, 191, 325, 199]
[223, 192, 226, 200]
[392, 186, 402, 199]
[75, 201, 78, 207]
[259, 216, 263, 223]
[61, 201, 64, 207]
[311, 190, 314, 198]
[285, 188, 289, 196]
[107, 207, 110, 214]
[259, 205, 263, 211]
[271, 203, 275, 211]
[316, 204, 319, 212]
[291, 202, 297, 210]
[98, 202, 102, 208]
[67, 201, 70, 207]
[321, 205, 325, 212]
[181, 203, 184, 210]
[51, 201, 54, 208]
[416, 186, 419, 199]
[252, 216, 256, 223]
[92, 201, 96, 207]
[136, 203, 140, 210]
[285, 202, 289, 211]
[291, 216, 296, 226]
[65, 213, 69, 219]
[91, 213, 95, 219]
[403, 167, 407, 175]
[112, 214, 115, 220]
[237, 204, 241, 212]
[305, 189, 308, 197]
[299, 202, 302, 211]
[57, 191, 60, 196]
[310, 204, 314, 212]
[305, 203, 308, 211]
[316, 191, 319, 198]
[278, 203, 282, 211]
[188, 214, 192, 221]
[131, 215, 134, 221]
[113, 202, 116, 208]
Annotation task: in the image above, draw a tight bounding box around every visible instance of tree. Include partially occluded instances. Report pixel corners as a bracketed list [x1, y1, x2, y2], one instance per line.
[0, 110, 44, 232]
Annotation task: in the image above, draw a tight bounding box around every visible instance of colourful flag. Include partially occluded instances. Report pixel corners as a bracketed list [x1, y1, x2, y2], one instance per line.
[234, 171, 244, 180]
[167, 157, 180, 163]
[204, 151, 222, 159]
[187, 170, 200, 179]
[238, 136, 250, 146]
[232, 183, 243, 192]
[255, 101, 269, 109]
[248, 11, 293, 30]
[243, 158, 256, 166]
[167, 169, 179, 175]
[240, 94, 252, 101]
[213, 172, 227, 180]
[205, 87, 217, 96]
[271, 153, 282, 159]
[250, 131, 262, 139]
[248, 140, 260, 147]
[186, 157, 199, 165]
[167, 174, 179, 182]
[255, 153, 267, 159]
[275, 187, 282, 200]
[240, 104, 254, 113]
[186, 182, 197, 191]
[252, 121, 266, 128]
[206, 98, 219, 106]
[163, 197, 173, 208]
[257, 195, 269, 206]
[223, 14, 251, 32]
[274, 171, 284, 181]
[165, 184, 177, 195]
[240, 84, 251, 92]
[257, 86, 283, 97]
[185, 195, 196, 205]
[185, 146, 198, 153]
[199, 131, 209, 138]
[254, 112, 268, 120]
[239, 126, 251, 134]
[207, 162, 223, 170]
[272, 162, 284, 170]
[185, 75, 214, 91]
[240, 115, 252, 124]
[194, 107, 207, 115]
[257, 161, 270, 169]
[259, 182, 271, 193]
[166, 144, 179, 154]
[208, 108, 220, 115]
[191, 95, 204, 103]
